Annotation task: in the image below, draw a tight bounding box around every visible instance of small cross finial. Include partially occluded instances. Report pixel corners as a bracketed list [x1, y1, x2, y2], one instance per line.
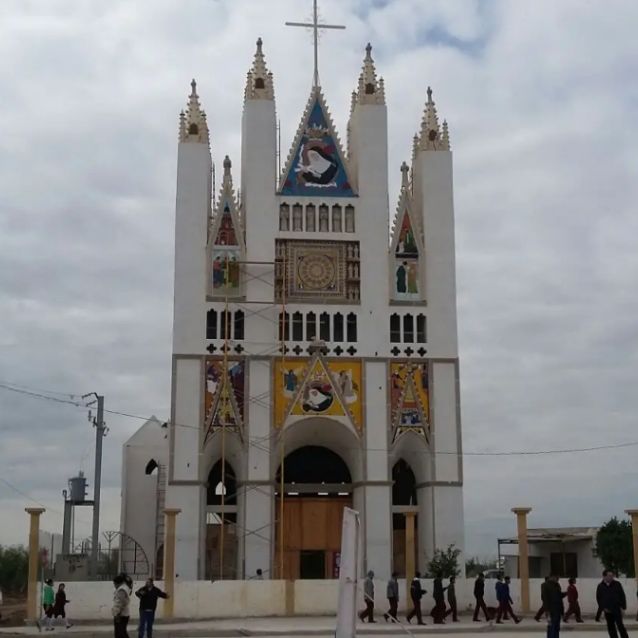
[285, 0, 346, 88]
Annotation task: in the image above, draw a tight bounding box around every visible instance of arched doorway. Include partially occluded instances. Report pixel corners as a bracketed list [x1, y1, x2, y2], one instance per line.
[205, 460, 238, 580]
[275, 445, 352, 579]
[392, 459, 418, 576]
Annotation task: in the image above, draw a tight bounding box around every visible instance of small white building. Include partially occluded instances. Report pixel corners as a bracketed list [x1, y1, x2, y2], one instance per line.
[499, 527, 604, 578]
[120, 416, 169, 577]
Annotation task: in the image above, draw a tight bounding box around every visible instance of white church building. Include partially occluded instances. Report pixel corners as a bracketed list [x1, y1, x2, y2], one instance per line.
[121, 30, 464, 582]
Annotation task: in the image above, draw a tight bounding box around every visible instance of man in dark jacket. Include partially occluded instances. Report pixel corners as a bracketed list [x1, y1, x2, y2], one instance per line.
[384, 572, 399, 622]
[472, 573, 489, 621]
[136, 578, 168, 638]
[407, 571, 426, 625]
[431, 573, 447, 624]
[596, 570, 628, 638]
[496, 574, 520, 623]
[445, 576, 458, 622]
[541, 575, 564, 638]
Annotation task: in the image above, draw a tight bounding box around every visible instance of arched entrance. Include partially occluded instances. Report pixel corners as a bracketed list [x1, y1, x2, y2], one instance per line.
[205, 460, 238, 579]
[392, 459, 418, 576]
[275, 445, 352, 579]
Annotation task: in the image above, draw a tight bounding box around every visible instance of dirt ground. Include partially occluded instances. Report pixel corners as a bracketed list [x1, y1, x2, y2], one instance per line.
[0, 597, 26, 627]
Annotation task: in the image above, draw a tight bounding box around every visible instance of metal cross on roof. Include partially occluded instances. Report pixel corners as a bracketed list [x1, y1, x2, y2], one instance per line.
[285, 0, 346, 88]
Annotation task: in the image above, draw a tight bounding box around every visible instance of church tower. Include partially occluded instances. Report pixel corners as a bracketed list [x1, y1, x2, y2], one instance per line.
[158, 23, 464, 583]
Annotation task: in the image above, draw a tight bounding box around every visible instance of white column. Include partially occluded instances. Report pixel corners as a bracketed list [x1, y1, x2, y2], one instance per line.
[363, 362, 392, 580]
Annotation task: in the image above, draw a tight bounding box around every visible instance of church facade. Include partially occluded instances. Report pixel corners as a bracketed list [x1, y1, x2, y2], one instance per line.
[122, 36, 464, 582]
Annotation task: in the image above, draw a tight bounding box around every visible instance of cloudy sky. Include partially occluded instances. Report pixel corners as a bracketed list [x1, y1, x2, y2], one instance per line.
[1, 0, 637, 558]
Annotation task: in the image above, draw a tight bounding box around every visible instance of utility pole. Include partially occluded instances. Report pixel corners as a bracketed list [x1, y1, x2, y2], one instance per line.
[83, 392, 106, 578]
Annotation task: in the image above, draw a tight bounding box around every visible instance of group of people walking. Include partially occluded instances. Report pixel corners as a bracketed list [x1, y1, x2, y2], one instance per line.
[358, 571, 459, 625]
[36, 574, 168, 637]
[358, 568, 634, 636]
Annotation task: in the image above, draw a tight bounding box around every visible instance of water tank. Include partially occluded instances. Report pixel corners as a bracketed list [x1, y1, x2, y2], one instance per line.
[68, 472, 88, 503]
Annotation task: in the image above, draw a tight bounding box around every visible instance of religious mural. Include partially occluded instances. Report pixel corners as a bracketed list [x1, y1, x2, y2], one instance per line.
[280, 96, 355, 197]
[393, 211, 421, 301]
[212, 250, 241, 291]
[389, 362, 429, 442]
[215, 208, 238, 246]
[274, 357, 363, 431]
[204, 358, 245, 443]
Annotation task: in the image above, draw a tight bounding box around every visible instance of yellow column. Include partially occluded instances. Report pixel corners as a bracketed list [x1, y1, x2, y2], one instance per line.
[512, 507, 532, 613]
[162, 508, 181, 619]
[624, 510, 638, 588]
[25, 507, 45, 621]
[405, 512, 416, 603]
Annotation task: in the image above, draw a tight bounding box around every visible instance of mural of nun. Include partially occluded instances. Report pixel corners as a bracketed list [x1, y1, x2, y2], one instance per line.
[297, 142, 339, 185]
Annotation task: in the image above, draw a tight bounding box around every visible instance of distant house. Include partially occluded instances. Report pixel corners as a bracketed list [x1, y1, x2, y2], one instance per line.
[498, 527, 604, 578]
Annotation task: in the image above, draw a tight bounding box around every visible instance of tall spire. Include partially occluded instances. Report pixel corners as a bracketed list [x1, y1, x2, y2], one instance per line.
[418, 86, 450, 151]
[244, 37, 274, 101]
[179, 79, 209, 144]
[355, 43, 385, 105]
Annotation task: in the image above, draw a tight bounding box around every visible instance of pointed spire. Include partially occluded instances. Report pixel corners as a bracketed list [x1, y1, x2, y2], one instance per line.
[419, 86, 446, 151]
[179, 79, 209, 144]
[410, 133, 419, 187]
[244, 37, 274, 101]
[356, 42, 385, 105]
[441, 120, 451, 150]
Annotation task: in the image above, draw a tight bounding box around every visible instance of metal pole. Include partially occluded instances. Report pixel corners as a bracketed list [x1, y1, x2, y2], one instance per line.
[90, 395, 105, 577]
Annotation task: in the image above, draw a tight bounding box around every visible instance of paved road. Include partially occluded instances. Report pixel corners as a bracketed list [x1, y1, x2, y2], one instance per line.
[0, 617, 634, 637]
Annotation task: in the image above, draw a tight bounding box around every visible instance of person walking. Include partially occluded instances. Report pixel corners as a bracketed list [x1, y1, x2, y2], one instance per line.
[358, 571, 375, 623]
[431, 572, 447, 624]
[383, 572, 399, 623]
[596, 570, 628, 638]
[407, 571, 426, 625]
[542, 575, 564, 638]
[135, 578, 168, 638]
[496, 574, 520, 623]
[51, 583, 73, 629]
[36, 578, 55, 632]
[112, 573, 132, 638]
[563, 578, 583, 623]
[535, 577, 550, 622]
[472, 572, 489, 622]
[445, 576, 459, 622]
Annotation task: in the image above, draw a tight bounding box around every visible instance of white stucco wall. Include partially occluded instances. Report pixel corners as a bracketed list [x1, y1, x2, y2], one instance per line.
[50, 577, 636, 619]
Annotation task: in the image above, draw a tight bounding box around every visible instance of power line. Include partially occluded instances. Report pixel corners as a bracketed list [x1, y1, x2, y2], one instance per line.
[1, 380, 637, 458]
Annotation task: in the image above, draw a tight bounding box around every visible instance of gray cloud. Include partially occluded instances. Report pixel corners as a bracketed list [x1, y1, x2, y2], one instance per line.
[1, 0, 637, 557]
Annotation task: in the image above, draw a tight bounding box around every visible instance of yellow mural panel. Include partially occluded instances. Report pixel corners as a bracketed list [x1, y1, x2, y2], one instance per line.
[274, 357, 363, 431]
[389, 362, 429, 437]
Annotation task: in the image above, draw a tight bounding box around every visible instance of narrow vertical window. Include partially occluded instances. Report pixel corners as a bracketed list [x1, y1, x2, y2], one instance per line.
[319, 204, 329, 232]
[206, 309, 217, 340]
[403, 314, 414, 343]
[279, 311, 290, 341]
[390, 314, 401, 343]
[233, 310, 244, 340]
[332, 205, 342, 232]
[319, 312, 330, 341]
[333, 313, 344, 342]
[305, 204, 316, 232]
[292, 312, 303, 341]
[416, 314, 426, 343]
[345, 205, 355, 232]
[306, 312, 316, 341]
[292, 203, 303, 231]
[220, 310, 231, 340]
[279, 204, 289, 231]
[346, 313, 357, 342]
